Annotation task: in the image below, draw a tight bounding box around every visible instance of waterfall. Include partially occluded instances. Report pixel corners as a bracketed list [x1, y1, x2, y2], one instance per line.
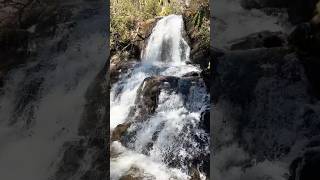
[213, 0, 289, 49]
[110, 15, 209, 179]
[0, 1, 107, 179]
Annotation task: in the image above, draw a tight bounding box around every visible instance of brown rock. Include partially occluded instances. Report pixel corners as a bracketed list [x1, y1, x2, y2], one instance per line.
[112, 122, 132, 142]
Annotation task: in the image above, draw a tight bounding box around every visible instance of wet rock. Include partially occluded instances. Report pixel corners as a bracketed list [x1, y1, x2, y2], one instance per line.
[182, 71, 201, 77]
[289, 149, 320, 180]
[0, 28, 30, 85]
[127, 76, 180, 122]
[288, 0, 319, 25]
[288, 23, 320, 55]
[299, 55, 320, 98]
[230, 31, 286, 50]
[288, 23, 320, 97]
[109, 52, 139, 85]
[112, 122, 132, 142]
[0, 28, 29, 55]
[114, 74, 209, 177]
[212, 47, 320, 162]
[190, 46, 210, 69]
[119, 166, 155, 180]
[199, 107, 210, 133]
[190, 167, 202, 180]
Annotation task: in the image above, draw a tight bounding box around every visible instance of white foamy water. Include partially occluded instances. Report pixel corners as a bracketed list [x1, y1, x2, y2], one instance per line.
[110, 15, 209, 179]
[213, 0, 290, 49]
[0, 3, 106, 180]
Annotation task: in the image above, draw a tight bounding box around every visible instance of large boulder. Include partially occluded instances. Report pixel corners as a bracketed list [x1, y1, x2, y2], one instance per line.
[112, 76, 180, 142]
[119, 166, 155, 180]
[112, 74, 209, 177]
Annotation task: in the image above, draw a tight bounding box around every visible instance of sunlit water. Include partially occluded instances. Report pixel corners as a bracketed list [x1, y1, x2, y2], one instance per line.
[110, 15, 209, 179]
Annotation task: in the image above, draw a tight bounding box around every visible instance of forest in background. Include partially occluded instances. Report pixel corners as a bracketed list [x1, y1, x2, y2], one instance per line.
[110, 0, 210, 61]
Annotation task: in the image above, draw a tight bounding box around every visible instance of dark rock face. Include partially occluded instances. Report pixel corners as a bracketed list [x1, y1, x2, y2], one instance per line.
[129, 76, 176, 118]
[190, 45, 210, 69]
[0, 0, 73, 87]
[288, 0, 319, 25]
[109, 52, 139, 86]
[288, 23, 320, 97]
[288, 23, 320, 55]
[289, 149, 320, 180]
[212, 47, 320, 177]
[240, 0, 290, 9]
[300, 55, 320, 98]
[230, 31, 287, 50]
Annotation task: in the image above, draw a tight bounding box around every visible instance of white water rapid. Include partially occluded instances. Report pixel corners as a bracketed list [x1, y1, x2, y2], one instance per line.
[0, 1, 107, 179]
[110, 15, 209, 179]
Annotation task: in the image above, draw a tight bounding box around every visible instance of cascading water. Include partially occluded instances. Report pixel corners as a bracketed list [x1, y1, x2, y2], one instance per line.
[110, 15, 209, 179]
[213, 0, 290, 49]
[0, 1, 107, 179]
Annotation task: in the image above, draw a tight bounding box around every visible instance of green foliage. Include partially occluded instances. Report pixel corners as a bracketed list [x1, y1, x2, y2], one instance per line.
[110, 0, 181, 49]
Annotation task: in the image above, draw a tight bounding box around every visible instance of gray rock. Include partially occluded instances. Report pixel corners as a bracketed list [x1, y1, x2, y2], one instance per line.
[212, 47, 320, 176]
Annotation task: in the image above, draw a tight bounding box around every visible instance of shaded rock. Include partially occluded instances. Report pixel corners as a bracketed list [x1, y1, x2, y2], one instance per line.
[240, 0, 289, 9]
[112, 18, 158, 57]
[212, 47, 320, 162]
[126, 76, 180, 122]
[0, 28, 29, 55]
[109, 52, 139, 86]
[289, 149, 320, 180]
[54, 141, 86, 180]
[230, 31, 286, 50]
[0, 28, 30, 85]
[288, 0, 319, 25]
[299, 55, 320, 98]
[182, 7, 210, 70]
[288, 22, 320, 55]
[199, 107, 210, 133]
[190, 167, 202, 180]
[190, 45, 210, 69]
[288, 23, 320, 97]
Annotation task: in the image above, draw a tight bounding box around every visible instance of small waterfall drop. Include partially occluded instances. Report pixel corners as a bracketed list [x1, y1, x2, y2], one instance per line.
[143, 15, 190, 64]
[0, 1, 107, 179]
[110, 15, 209, 180]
